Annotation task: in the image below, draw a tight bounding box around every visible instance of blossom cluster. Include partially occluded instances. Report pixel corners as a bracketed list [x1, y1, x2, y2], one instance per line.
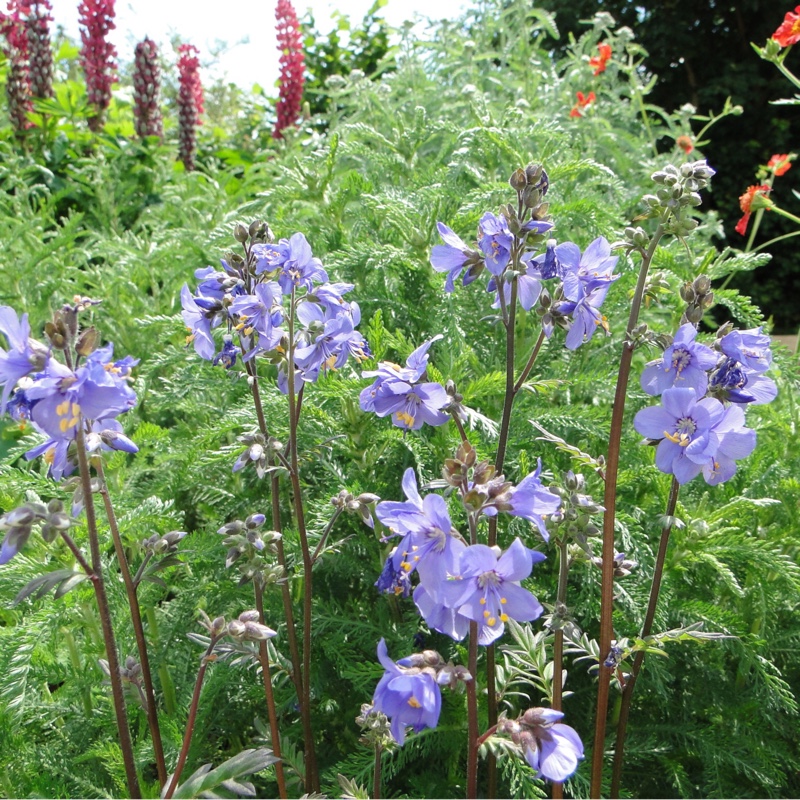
[431, 166, 620, 351]
[133, 37, 163, 140]
[589, 42, 612, 75]
[0, 302, 139, 561]
[374, 463, 559, 645]
[78, 0, 117, 130]
[273, 0, 305, 139]
[635, 323, 775, 485]
[0, 1, 33, 134]
[177, 43, 203, 171]
[25, 0, 53, 99]
[181, 227, 369, 415]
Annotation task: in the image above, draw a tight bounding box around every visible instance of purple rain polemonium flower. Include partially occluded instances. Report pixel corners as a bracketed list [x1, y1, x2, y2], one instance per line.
[640, 323, 718, 397]
[719, 327, 772, 374]
[180, 284, 220, 361]
[430, 222, 482, 293]
[229, 281, 284, 358]
[266, 233, 329, 294]
[0, 306, 47, 412]
[440, 538, 545, 645]
[376, 468, 466, 588]
[413, 583, 471, 641]
[554, 237, 620, 350]
[375, 549, 412, 598]
[708, 357, 777, 406]
[496, 459, 562, 542]
[477, 212, 514, 275]
[487, 252, 544, 312]
[360, 337, 449, 431]
[372, 638, 441, 745]
[634, 387, 756, 485]
[500, 708, 584, 782]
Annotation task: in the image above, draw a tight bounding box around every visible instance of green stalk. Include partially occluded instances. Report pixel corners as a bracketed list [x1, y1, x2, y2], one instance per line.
[610, 477, 680, 797]
[590, 224, 665, 798]
[74, 424, 141, 798]
[550, 538, 570, 800]
[97, 461, 167, 788]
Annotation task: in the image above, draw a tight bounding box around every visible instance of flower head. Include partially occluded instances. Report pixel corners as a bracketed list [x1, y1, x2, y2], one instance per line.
[477, 212, 513, 275]
[273, 0, 304, 138]
[735, 184, 771, 236]
[589, 42, 612, 75]
[133, 37, 163, 139]
[676, 135, 694, 154]
[372, 638, 441, 745]
[569, 90, 595, 118]
[430, 222, 482, 293]
[767, 153, 793, 176]
[640, 323, 718, 397]
[77, 0, 117, 130]
[177, 43, 203, 170]
[773, 5, 800, 47]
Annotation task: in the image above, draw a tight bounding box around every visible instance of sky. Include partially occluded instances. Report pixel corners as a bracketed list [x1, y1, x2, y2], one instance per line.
[50, 0, 469, 92]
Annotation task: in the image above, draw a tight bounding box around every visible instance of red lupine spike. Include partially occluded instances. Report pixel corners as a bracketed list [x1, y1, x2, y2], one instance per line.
[273, 0, 305, 139]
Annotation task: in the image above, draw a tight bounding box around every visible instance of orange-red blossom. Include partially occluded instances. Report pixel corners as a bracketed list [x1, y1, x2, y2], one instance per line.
[773, 5, 800, 47]
[735, 185, 772, 236]
[589, 43, 612, 75]
[570, 91, 596, 118]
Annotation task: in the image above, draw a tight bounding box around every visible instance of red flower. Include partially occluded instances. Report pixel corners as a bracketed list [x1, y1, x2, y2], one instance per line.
[676, 135, 694, 154]
[273, 0, 305, 139]
[177, 44, 203, 171]
[133, 37, 163, 140]
[735, 184, 771, 236]
[767, 153, 793, 176]
[773, 5, 800, 47]
[589, 43, 612, 75]
[78, 0, 117, 131]
[570, 90, 596, 118]
[0, 0, 33, 134]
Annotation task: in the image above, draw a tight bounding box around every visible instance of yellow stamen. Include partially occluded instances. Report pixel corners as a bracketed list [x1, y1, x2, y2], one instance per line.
[401, 562, 412, 572]
[487, 617, 497, 627]
[500, 597, 507, 605]
[56, 400, 70, 416]
[479, 598, 486, 605]
[483, 610, 490, 618]
[71, 403, 80, 417]
[407, 697, 421, 709]
[500, 613, 509, 622]
[59, 419, 70, 433]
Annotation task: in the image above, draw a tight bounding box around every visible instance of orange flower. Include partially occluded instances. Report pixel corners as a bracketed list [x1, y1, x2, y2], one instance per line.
[589, 43, 612, 75]
[676, 135, 694, 154]
[735, 184, 771, 236]
[773, 5, 800, 47]
[767, 153, 793, 176]
[570, 90, 596, 118]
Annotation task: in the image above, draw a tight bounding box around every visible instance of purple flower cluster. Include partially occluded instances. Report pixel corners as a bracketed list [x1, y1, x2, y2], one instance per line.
[635, 324, 775, 486]
[0, 306, 138, 560]
[25, 0, 53, 100]
[182, 230, 368, 401]
[375, 467, 558, 645]
[359, 337, 449, 431]
[133, 37, 163, 140]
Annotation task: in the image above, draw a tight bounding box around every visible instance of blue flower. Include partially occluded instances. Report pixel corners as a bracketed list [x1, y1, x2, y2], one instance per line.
[229, 282, 284, 358]
[372, 638, 441, 745]
[500, 459, 562, 542]
[709, 357, 777, 405]
[478, 212, 514, 275]
[0, 306, 47, 413]
[181, 284, 220, 361]
[439, 538, 544, 645]
[375, 551, 412, 598]
[640, 324, 718, 396]
[719, 327, 772, 373]
[413, 584, 470, 641]
[430, 223, 480, 293]
[268, 233, 329, 294]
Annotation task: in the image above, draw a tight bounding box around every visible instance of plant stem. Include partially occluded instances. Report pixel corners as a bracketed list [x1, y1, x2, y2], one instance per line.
[492, 278, 519, 494]
[311, 506, 344, 565]
[609, 477, 679, 798]
[96, 461, 168, 788]
[450, 407, 469, 444]
[287, 287, 318, 793]
[254, 583, 288, 800]
[58, 528, 94, 577]
[590, 225, 665, 798]
[373, 743, 382, 800]
[246, 362, 305, 725]
[513, 330, 546, 393]
[163, 637, 218, 799]
[466, 624, 479, 800]
[551, 538, 570, 800]
[74, 425, 141, 798]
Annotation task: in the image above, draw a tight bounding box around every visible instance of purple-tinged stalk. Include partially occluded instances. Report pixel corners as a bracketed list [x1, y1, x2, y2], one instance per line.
[590, 160, 715, 797]
[96, 459, 168, 788]
[610, 477, 679, 797]
[25, 0, 53, 99]
[77, 0, 117, 131]
[273, 0, 304, 139]
[133, 37, 163, 140]
[0, 2, 33, 136]
[177, 43, 203, 170]
[549, 537, 570, 799]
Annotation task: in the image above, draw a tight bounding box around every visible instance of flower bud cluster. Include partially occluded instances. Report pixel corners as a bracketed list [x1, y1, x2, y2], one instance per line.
[198, 609, 276, 643]
[643, 160, 715, 235]
[355, 703, 395, 749]
[546, 471, 604, 554]
[331, 489, 380, 528]
[141, 529, 186, 556]
[132, 37, 163, 140]
[0, 499, 71, 564]
[679, 273, 713, 325]
[177, 43, 203, 170]
[77, 0, 117, 131]
[218, 514, 284, 587]
[232, 432, 284, 478]
[25, 0, 53, 99]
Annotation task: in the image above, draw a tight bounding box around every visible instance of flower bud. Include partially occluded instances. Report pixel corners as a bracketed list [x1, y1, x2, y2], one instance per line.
[509, 168, 527, 191]
[239, 609, 260, 623]
[75, 327, 100, 357]
[210, 616, 227, 637]
[227, 619, 246, 638]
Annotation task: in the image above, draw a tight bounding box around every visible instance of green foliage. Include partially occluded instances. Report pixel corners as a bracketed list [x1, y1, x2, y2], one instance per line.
[0, 1, 799, 798]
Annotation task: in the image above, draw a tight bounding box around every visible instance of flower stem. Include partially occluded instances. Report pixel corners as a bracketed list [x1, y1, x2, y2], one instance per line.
[287, 287, 318, 793]
[550, 538, 570, 799]
[311, 506, 344, 565]
[163, 637, 219, 799]
[254, 583, 288, 800]
[96, 460, 167, 788]
[590, 225, 665, 798]
[373, 743, 382, 800]
[609, 477, 679, 798]
[74, 424, 141, 799]
[466, 623, 479, 800]
[58, 528, 94, 577]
